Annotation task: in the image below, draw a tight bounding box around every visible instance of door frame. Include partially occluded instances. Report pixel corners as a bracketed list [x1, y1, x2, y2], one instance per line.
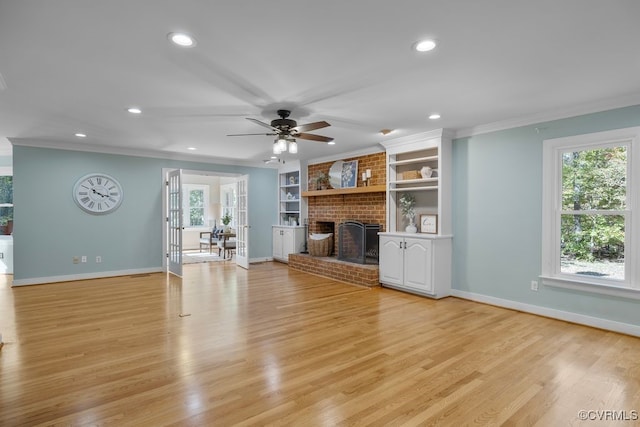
[161, 168, 244, 272]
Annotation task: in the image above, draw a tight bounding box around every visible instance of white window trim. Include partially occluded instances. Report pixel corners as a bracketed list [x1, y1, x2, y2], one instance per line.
[541, 126, 640, 298]
[182, 184, 210, 229]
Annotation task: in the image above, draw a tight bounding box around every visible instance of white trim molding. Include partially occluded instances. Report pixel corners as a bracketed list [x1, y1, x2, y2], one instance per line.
[12, 267, 163, 287]
[307, 145, 384, 165]
[542, 126, 640, 297]
[451, 289, 640, 337]
[455, 95, 640, 139]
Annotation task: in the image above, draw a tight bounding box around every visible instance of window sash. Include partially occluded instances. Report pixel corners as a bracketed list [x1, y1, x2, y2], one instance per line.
[542, 127, 640, 295]
[182, 185, 210, 228]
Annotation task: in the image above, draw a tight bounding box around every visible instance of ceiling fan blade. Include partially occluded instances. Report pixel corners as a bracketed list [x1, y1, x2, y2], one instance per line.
[227, 132, 278, 137]
[291, 121, 330, 133]
[247, 117, 280, 132]
[295, 133, 334, 143]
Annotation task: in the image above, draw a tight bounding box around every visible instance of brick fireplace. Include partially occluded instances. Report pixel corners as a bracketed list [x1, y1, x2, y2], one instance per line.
[289, 152, 386, 287]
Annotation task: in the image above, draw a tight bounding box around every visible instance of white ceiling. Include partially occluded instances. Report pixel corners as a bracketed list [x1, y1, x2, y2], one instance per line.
[1, 1, 640, 165]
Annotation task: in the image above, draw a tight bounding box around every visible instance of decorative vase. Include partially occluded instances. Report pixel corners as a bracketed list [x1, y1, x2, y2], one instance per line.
[420, 166, 432, 179]
[405, 221, 418, 233]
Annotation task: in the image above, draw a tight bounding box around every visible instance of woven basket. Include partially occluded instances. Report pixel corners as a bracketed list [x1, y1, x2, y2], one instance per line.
[308, 233, 333, 257]
[400, 170, 421, 180]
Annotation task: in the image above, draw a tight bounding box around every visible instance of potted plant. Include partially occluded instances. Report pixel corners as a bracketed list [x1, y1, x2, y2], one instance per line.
[399, 193, 417, 233]
[221, 213, 232, 232]
[313, 172, 330, 190]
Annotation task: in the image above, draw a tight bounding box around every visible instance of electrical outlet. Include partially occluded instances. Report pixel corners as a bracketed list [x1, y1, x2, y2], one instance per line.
[81, 256, 87, 263]
[73, 256, 80, 264]
[531, 280, 539, 291]
[96, 256, 102, 263]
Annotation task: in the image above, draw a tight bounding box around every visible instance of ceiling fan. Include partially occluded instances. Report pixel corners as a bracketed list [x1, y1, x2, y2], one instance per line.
[227, 109, 333, 154]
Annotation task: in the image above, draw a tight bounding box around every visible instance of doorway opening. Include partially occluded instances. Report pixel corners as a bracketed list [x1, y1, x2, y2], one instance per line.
[163, 169, 249, 276]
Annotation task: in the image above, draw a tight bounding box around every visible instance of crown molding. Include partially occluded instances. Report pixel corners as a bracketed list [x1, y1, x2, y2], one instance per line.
[307, 144, 385, 165]
[8, 138, 269, 168]
[454, 94, 640, 139]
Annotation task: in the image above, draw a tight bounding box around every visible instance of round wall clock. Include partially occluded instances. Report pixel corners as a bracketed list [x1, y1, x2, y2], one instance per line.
[73, 173, 123, 215]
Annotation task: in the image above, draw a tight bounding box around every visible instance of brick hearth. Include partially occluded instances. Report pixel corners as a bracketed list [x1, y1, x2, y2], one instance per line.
[289, 253, 380, 288]
[294, 151, 386, 287]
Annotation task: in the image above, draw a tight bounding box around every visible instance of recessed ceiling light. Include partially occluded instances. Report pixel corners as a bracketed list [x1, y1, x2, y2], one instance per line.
[127, 107, 142, 114]
[187, 147, 197, 151]
[414, 39, 437, 52]
[328, 141, 336, 145]
[74, 133, 87, 138]
[429, 113, 441, 120]
[168, 32, 196, 47]
[270, 155, 277, 159]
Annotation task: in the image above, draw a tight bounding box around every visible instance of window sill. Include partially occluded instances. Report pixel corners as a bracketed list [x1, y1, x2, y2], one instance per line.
[541, 275, 640, 300]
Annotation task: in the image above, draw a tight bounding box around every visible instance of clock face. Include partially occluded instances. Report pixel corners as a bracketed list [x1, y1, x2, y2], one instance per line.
[73, 173, 123, 214]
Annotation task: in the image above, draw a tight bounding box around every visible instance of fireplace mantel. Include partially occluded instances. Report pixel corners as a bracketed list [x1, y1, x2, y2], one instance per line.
[302, 184, 385, 197]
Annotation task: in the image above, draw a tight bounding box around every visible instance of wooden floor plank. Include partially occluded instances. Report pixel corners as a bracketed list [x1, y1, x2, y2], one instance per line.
[1, 261, 640, 425]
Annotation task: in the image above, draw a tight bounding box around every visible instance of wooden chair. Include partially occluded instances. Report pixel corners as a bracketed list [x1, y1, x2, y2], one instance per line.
[199, 227, 222, 253]
[217, 232, 236, 259]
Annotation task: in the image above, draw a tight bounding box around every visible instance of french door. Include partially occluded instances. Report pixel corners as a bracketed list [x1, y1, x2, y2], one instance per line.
[167, 169, 183, 276]
[235, 174, 249, 269]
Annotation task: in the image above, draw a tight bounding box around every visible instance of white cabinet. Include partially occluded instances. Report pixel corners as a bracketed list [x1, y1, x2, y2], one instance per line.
[279, 171, 301, 226]
[273, 226, 305, 263]
[0, 236, 13, 274]
[379, 233, 451, 298]
[379, 129, 453, 298]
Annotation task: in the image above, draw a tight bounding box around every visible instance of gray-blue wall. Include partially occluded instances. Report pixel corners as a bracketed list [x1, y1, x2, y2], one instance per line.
[452, 104, 640, 328]
[12, 146, 277, 282]
[11, 104, 640, 329]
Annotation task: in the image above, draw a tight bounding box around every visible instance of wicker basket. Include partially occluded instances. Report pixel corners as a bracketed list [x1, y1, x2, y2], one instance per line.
[308, 233, 333, 257]
[400, 170, 421, 180]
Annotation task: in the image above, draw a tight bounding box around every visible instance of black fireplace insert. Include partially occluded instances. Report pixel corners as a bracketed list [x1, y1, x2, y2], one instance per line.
[337, 220, 381, 264]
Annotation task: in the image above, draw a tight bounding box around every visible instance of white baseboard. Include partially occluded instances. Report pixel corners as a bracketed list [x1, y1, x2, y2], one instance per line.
[11, 267, 164, 286]
[250, 257, 273, 263]
[450, 289, 640, 337]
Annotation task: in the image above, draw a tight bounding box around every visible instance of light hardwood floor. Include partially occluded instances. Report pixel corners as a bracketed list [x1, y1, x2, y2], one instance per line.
[1, 262, 640, 426]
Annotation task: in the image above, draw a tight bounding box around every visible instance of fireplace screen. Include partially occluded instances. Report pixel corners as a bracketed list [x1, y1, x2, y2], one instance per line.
[338, 220, 381, 264]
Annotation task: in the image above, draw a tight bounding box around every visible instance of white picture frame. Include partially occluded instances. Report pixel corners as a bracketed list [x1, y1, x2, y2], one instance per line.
[420, 214, 438, 234]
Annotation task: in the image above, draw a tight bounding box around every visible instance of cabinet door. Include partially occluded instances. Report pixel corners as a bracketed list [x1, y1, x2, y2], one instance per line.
[379, 236, 404, 285]
[272, 227, 283, 259]
[404, 237, 433, 293]
[281, 228, 295, 258]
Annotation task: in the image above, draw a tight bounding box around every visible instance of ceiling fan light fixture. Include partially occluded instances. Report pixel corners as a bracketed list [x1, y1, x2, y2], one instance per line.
[273, 141, 282, 155]
[168, 32, 196, 47]
[414, 39, 437, 52]
[288, 140, 298, 154]
[277, 137, 287, 152]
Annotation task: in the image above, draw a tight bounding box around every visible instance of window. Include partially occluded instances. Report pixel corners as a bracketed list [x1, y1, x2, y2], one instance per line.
[0, 175, 13, 235]
[182, 184, 210, 228]
[220, 183, 236, 228]
[542, 127, 640, 297]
